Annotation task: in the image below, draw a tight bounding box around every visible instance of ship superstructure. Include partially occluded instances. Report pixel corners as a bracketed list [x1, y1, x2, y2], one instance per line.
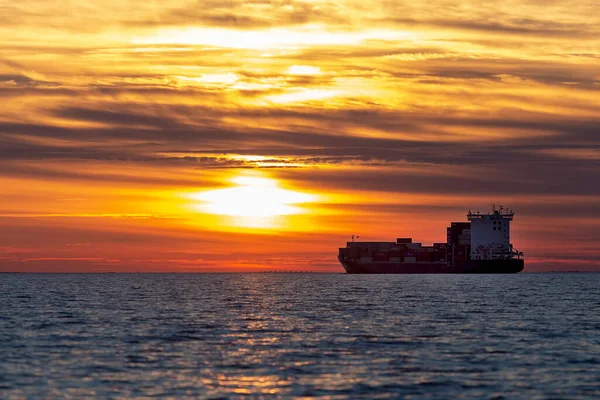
[468, 208, 522, 260]
[338, 206, 524, 274]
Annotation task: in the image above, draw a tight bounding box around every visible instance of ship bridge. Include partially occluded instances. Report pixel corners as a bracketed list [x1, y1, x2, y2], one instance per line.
[467, 206, 521, 260]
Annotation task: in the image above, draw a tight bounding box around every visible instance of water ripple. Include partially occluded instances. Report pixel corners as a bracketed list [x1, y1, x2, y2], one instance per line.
[0, 273, 599, 399]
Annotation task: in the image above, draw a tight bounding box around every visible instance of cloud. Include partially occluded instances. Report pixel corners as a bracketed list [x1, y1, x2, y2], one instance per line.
[0, 74, 49, 86]
[384, 17, 596, 38]
[1, 103, 598, 175]
[0, 0, 598, 271]
[55, 107, 184, 128]
[0, 58, 26, 69]
[127, 0, 347, 29]
[277, 162, 600, 197]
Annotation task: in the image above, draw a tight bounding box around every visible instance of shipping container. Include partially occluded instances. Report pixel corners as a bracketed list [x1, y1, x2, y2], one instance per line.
[417, 252, 432, 262]
[434, 250, 446, 259]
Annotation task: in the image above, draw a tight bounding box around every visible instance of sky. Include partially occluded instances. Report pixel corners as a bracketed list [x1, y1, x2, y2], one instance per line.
[0, 0, 599, 272]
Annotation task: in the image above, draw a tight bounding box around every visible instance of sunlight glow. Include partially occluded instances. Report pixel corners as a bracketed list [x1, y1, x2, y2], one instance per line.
[191, 175, 316, 219]
[176, 73, 239, 85]
[287, 65, 321, 75]
[132, 27, 419, 50]
[266, 89, 338, 104]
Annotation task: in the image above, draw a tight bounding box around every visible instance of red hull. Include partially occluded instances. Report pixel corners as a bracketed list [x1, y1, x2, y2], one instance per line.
[338, 255, 524, 274]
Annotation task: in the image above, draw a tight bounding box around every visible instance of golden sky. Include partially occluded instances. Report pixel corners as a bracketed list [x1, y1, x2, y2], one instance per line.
[1, 1, 599, 272]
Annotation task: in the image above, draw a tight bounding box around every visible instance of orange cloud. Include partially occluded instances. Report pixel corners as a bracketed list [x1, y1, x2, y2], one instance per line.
[1, 1, 599, 272]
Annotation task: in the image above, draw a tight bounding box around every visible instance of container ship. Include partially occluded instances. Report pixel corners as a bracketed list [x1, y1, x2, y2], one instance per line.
[338, 207, 524, 274]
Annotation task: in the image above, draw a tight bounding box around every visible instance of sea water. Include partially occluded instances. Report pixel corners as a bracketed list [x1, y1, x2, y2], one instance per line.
[0, 273, 599, 399]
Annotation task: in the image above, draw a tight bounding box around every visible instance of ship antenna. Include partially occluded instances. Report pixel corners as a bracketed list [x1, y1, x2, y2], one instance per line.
[352, 234, 360, 243]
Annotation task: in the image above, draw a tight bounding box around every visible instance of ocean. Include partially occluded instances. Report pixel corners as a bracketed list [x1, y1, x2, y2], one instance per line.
[1, 273, 599, 399]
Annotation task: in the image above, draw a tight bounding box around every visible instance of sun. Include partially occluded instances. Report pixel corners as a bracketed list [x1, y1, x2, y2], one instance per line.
[188, 175, 317, 227]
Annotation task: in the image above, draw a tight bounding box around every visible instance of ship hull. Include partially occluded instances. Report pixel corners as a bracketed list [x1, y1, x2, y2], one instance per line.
[338, 255, 524, 274]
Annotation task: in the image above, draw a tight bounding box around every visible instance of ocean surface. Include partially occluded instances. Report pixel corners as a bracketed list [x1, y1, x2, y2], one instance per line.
[1, 273, 599, 399]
